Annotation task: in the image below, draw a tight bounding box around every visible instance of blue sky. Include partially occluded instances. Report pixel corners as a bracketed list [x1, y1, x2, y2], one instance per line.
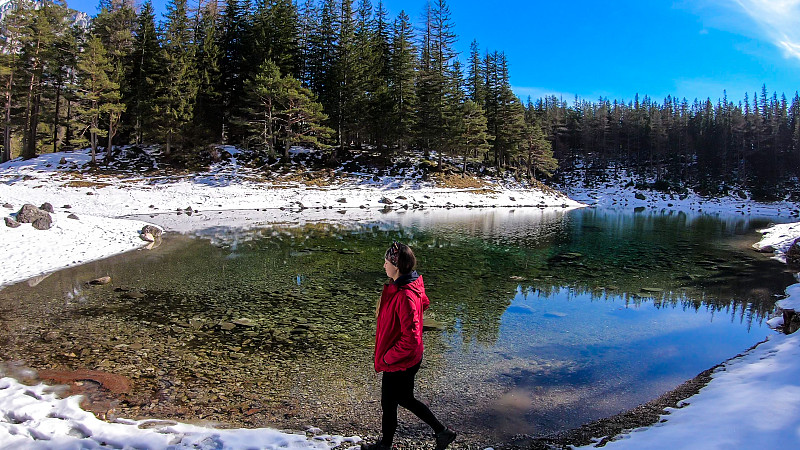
[67, 0, 800, 105]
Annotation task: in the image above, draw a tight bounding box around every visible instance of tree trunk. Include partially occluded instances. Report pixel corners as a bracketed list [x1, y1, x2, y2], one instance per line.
[3, 72, 12, 162]
[53, 83, 61, 154]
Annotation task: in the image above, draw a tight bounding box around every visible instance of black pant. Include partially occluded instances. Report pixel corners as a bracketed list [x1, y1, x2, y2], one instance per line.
[381, 359, 444, 444]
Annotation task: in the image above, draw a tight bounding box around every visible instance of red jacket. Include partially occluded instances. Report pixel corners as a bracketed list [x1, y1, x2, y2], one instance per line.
[374, 273, 430, 372]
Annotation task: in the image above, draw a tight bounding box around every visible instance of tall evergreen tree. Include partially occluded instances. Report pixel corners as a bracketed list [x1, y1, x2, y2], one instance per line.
[194, 0, 222, 141]
[156, 0, 198, 155]
[388, 9, 416, 153]
[74, 36, 121, 164]
[17, 0, 69, 159]
[466, 39, 485, 107]
[457, 99, 491, 174]
[524, 120, 557, 179]
[217, 0, 248, 143]
[1, 0, 33, 162]
[128, 0, 160, 144]
[92, 0, 135, 156]
[238, 59, 283, 155]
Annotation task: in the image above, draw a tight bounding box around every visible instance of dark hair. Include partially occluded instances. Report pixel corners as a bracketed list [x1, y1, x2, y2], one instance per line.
[386, 241, 417, 275]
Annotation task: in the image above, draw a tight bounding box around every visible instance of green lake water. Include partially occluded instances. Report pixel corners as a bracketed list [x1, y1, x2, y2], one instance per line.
[0, 207, 795, 443]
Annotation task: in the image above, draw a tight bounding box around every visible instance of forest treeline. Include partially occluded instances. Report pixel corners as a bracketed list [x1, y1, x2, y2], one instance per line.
[0, 0, 556, 179]
[1, 0, 799, 197]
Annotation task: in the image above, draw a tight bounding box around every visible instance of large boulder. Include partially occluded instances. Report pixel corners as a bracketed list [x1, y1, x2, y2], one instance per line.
[16, 204, 52, 230]
[32, 216, 52, 230]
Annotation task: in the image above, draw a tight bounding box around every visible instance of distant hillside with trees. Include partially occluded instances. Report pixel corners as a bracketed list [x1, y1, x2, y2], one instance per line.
[1, 0, 799, 199]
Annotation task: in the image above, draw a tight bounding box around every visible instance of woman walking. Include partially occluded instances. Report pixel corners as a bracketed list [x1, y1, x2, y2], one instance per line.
[361, 242, 456, 450]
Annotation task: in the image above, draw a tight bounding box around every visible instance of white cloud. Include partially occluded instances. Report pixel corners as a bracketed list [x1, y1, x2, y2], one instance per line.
[730, 0, 800, 61]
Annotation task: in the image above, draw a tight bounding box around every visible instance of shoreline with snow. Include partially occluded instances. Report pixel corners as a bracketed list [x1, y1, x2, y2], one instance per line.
[3, 148, 800, 449]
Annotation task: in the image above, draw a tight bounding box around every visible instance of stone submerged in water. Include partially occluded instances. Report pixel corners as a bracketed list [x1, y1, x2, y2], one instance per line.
[89, 276, 112, 285]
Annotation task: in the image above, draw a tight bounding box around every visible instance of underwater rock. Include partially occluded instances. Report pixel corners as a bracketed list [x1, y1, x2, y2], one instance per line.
[38, 369, 131, 394]
[121, 290, 145, 299]
[89, 276, 112, 285]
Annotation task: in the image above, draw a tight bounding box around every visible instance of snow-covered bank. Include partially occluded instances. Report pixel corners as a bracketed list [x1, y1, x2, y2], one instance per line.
[0, 377, 360, 449]
[559, 169, 800, 218]
[0, 211, 153, 288]
[578, 222, 800, 449]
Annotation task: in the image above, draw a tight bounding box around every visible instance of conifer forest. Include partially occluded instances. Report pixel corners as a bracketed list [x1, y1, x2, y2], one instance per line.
[1, 0, 800, 199]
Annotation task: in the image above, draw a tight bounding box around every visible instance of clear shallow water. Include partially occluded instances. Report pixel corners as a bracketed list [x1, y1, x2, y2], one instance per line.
[0, 207, 795, 443]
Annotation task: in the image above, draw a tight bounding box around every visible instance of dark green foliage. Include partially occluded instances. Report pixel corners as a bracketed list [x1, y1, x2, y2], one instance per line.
[127, 0, 160, 145]
[154, 0, 198, 155]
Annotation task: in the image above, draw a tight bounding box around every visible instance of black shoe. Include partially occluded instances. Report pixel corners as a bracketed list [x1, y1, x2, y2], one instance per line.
[361, 440, 390, 450]
[435, 428, 457, 450]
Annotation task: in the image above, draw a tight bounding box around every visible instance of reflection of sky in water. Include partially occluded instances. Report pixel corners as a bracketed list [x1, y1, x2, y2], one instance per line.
[459, 285, 774, 437]
[500, 286, 769, 374]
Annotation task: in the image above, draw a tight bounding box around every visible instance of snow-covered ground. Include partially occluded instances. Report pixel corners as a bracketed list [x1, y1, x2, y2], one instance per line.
[559, 167, 800, 218]
[2, 148, 800, 449]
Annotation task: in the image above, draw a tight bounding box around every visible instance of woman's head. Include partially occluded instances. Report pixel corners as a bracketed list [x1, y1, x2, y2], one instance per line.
[384, 241, 416, 278]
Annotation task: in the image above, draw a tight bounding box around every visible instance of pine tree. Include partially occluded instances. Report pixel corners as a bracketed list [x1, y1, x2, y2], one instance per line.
[466, 39, 485, 107]
[524, 120, 557, 179]
[457, 99, 491, 174]
[194, 0, 222, 141]
[388, 10, 416, 153]
[217, 0, 248, 143]
[279, 74, 334, 158]
[128, 0, 161, 144]
[156, 0, 198, 155]
[416, 0, 457, 157]
[238, 59, 283, 155]
[335, 0, 358, 148]
[1, 0, 33, 162]
[92, 0, 135, 157]
[74, 36, 121, 165]
[247, 0, 300, 82]
[313, 0, 341, 148]
[17, 0, 69, 159]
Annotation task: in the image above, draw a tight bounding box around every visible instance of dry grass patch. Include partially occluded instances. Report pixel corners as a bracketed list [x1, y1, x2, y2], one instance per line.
[282, 169, 337, 187]
[433, 173, 494, 191]
[63, 180, 112, 189]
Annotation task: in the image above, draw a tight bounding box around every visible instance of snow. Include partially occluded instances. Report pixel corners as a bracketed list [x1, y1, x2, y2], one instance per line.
[0, 377, 360, 449]
[3, 147, 800, 449]
[558, 167, 800, 218]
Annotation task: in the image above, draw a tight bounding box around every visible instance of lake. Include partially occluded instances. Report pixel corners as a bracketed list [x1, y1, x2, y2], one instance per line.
[0, 207, 794, 444]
